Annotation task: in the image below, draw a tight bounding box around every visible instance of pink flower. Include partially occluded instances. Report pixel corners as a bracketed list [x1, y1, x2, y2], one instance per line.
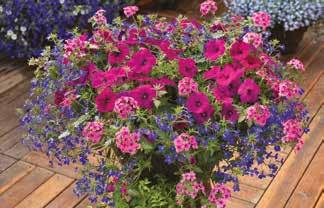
[252, 11, 271, 31]
[178, 58, 198, 78]
[213, 86, 232, 103]
[108, 43, 130, 65]
[230, 40, 250, 60]
[128, 48, 156, 77]
[203, 66, 221, 80]
[131, 85, 156, 109]
[123, 6, 139, 18]
[287, 58, 305, 72]
[204, 39, 226, 61]
[200, 0, 218, 16]
[193, 104, 215, 124]
[187, 92, 210, 113]
[246, 103, 271, 126]
[159, 40, 181, 60]
[90, 70, 115, 89]
[95, 88, 117, 112]
[216, 64, 242, 87]
[114, 96, 138, 119]
[82, 121, 104, 143]
[243, 32, 263, 48]
[178, 77, 198, 96]
[115, 127, 141, 155]
[282, 119, 304, 152]
[221, 101, 239, 122]
[208, 184, 231, 208]
[174, 133, 198, 153]
[278, 80, 300, 99]
[238, 79, 260, 103]
[91, 9, 107, 25]
[240, 55, 262, 70]
[54, 89, 66, 106]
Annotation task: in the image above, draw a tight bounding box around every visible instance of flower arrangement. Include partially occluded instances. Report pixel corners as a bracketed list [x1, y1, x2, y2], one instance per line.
[224, 0, 323, 31]
[21, 1, 309, 207]
[0, 0, 134, 58]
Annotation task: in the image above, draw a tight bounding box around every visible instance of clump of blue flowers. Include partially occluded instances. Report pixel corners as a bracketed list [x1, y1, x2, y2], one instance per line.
[0, 0, 134, 58]
[224, 0, 323, 31]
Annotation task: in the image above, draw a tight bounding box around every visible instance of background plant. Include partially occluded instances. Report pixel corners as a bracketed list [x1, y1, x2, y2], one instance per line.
[224, 0, 323, 31]
[0, 0, 134, 58]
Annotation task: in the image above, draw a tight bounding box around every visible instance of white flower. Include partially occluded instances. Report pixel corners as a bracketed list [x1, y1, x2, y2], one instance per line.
[0, 6, 3, 13]
[59, 0, 65, 4]
[20, 26, 27, 32]
[6, 30, 13, 36]
[11, 33, 17, 40]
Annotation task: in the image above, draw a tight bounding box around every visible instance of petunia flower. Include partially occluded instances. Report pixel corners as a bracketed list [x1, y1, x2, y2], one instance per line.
[238, 79, 260, 103]
[221, 101, 239, 122]
[131, 85, 156, 109]
[108, 43, 130, 65]
[128, 48, 156, 77]
[193, 104, 215, 124]
[230, 40, 250, 61]
[203, 66, 221, 80]
[204, 39, 226, 61]
[95, 87, 117, 112]
[240, 55, 262, 70]
[178, 58, 198, 78]
[187, 92, 210, 113]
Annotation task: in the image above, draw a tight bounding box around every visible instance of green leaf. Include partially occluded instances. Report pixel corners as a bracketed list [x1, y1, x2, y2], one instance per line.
[153, 99, 161, 108]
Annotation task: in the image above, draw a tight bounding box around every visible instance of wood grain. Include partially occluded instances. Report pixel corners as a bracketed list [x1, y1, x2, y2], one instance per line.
[285, 143, 324, 208]
[314, 193, 324, 208]
[45, 181, 85, 208]
[231, 183, 264, 204]
[0, 161, 34, 194]
[14, 174, 74, 208]
[227, 197, 255, 208]
[0, 167, 53, 208]
[0, 154, 16, 172]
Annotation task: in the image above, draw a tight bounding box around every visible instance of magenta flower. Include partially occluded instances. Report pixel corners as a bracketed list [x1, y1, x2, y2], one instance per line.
[216, 64, 242, 87]
[213, 86, 232, 103]
[243, 32, 263, 48]
[208, 184, 231, 208]
[287, 58, 305, 72]
[174, 133, 198, 153]
[221, 101, 239, 122]
[178, 77, 198, 96]
[187, 92, 210, 113]
[178, 58, 198, 78]
[128, 48, 156, 76]
[91, 70, 115, 89]
[159, 40, 181, 60]
[115, 127, 141, 155]
[108, 43, 129, 65]
[238, 79, 261, 103]
[230, 41, 250, 61]
[123, 6, 139, 18]
[95, 88, 117, 112]
[131, 85, 156, 109]
[240, 55, 262, 70]
[246, 103, 271, 126]
[82, 121, 104, 143]
[204, 39, 226, 61]
[203, 66, 221, 80]
[252, 11, 271, 31]
[193, 104, 215, 124]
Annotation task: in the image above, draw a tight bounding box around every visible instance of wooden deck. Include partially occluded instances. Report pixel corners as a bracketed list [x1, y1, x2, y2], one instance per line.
[0, 24, 323, 208]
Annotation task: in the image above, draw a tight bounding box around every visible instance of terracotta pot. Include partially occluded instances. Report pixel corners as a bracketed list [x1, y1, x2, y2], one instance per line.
[270, 24, 307, 54]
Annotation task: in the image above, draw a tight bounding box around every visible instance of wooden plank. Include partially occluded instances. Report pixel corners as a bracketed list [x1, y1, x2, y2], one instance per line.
[0, 127, 24, 153]
[15, 174, 74, 208]
[0, 154, 16, 172]
[228, 197, 255, 208]
[0, 67, 32, 95]
[45, 182, 85, 208]
[256, 107, 324, 208]
[232, 183, 264, 204]
[314, 193, 324, 208]
[74, 198, 94, 208]
[0, 167, 53, 208]
[23, 151, 80, 179]
[0, 161, 34, 194]
[303, 74, 324, 117]
[285, 143, 324, 208]
[238, 175, 272, 190]
[4, 141, 30, 159]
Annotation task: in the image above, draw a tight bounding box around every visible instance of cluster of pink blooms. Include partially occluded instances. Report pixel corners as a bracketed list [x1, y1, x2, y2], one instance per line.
[208, 184, 231, 208]
[252, 11, 271, 30]
[82, 121, 105, 143]
[115, 127, 141, 155]
[243, 32, 263, 48]
[63, 34, 88, 63]
[178, 77, 198, 96]
[287, 58, 305, 72]
[246, 103, 271, 126]
[200, 0, 218, 16]
[279, 80, 300, 99]
[174, 133, 198, 153]
[282, 119, 304, 152]
[114, 96, 139, 119]
[175, 171, 205, 205]
[90, 9, 107, 25]
[123, 6, 139, 18]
